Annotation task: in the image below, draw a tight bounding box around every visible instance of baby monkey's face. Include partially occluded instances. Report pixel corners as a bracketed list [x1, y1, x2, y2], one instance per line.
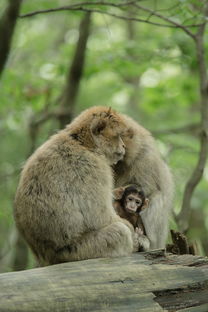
[125, 193, 143, 214]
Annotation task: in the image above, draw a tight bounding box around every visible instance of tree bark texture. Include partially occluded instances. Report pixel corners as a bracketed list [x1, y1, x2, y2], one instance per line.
[0, 252, 208, 311]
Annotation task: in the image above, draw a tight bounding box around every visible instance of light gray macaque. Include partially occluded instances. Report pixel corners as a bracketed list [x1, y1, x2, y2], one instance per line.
[114, 114, 174, 249]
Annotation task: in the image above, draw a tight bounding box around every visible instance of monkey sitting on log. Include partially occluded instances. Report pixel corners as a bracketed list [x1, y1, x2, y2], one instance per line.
[14, 106, 138, 265]
[113, 184, 150, 251]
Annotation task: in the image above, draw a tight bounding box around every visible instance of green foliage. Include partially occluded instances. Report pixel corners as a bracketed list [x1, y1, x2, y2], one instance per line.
[0, 0, 208, 270]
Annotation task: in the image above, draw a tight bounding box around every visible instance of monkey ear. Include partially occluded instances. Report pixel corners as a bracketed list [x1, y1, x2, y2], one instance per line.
[91, 119, 107, 136]
[107, 107, 112, 116]
[141, 198, 149, 210]
[113, 187, 125, 200]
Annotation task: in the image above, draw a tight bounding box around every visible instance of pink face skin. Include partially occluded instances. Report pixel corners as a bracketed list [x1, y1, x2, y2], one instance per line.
[125, 193, 143, 214]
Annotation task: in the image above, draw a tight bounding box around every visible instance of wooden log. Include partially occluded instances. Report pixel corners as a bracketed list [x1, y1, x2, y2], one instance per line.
[0, 252, 208, 311]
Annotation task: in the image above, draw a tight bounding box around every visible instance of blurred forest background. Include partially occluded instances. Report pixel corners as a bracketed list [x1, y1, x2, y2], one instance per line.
[0, 0, 208, 272]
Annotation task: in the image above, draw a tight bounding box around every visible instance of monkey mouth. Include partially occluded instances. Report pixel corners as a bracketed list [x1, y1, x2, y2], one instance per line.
[113, 154, 125, 165]
[113, 157, 123, 165]
[126, 207, 138, 214]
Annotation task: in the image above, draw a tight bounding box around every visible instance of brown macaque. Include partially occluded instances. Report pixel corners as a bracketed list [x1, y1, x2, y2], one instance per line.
[113, 185, 150, 251]
[14, 107, 139, 266]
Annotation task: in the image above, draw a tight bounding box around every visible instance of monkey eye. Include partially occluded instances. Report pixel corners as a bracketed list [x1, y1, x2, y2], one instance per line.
[136, 200, 142, 205]
[128, 197, 133, 201]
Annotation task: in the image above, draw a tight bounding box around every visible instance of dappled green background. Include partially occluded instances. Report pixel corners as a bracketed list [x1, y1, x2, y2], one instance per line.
[0, 0, 208, 271]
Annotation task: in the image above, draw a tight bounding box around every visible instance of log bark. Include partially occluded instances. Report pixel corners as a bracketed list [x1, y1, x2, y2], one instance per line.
[0, 251, 208, 311]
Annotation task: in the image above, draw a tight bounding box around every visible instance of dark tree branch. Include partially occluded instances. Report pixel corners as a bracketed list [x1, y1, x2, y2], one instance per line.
[19, 1, 137, 18]
[19, 2, 202, 30]
[177, 5, 208, 232]
[0, 0, 22, 77]
[133, 3, 196, 38]
[58, 12, 91, 128]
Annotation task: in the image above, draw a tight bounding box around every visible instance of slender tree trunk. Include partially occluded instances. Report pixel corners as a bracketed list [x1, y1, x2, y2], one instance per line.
[125, 15, 140, 115]
[58, 12, 91, 128]
[0, 0, 22, 77]
[177, 19, 208, 232]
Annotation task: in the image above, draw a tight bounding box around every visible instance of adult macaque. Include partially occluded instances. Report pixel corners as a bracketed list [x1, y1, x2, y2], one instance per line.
[113, 184, 150, 251]
[14, 107, 138, 265]
[114, 114, 174, 249]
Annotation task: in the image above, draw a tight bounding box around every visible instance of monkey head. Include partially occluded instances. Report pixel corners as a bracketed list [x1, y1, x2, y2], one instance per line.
[113, 184, 149, 215]
[68, 107, 134, 166]
[124, 192, 143, 214]
[90, 108, 133, 165]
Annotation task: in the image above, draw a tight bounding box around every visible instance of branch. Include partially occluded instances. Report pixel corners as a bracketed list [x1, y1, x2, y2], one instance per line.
[19, 1, 138, 18]
[133, 3, 196, 38]
[0, 0, 23, 77]
[19, 2, 202, 30]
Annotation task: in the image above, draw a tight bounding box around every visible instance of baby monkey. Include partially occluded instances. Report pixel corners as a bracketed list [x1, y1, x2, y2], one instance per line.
[113, 184, 150, 251]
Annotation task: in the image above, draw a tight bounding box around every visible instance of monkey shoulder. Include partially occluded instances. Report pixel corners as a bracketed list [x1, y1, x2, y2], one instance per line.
[18, 133, 113, 199]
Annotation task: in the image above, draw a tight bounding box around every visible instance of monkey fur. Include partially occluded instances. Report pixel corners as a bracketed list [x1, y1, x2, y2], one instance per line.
[114, 114, 174, 250]
[14, 107, 138, 265]
[113, 184, 150, 251]
[113, 184, 147, 230]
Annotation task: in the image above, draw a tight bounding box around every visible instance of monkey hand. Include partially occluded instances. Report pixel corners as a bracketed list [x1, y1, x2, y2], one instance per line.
[135, 227, 150, 252]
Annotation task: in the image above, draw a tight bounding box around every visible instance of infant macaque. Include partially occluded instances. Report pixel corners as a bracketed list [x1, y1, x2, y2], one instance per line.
[113, 184, 150, 251]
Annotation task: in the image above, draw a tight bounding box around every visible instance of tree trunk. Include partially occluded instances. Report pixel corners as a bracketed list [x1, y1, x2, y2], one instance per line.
[177, 14, 208, 233]
[58, 12, 91, 128]
[0, 0, 22, 77]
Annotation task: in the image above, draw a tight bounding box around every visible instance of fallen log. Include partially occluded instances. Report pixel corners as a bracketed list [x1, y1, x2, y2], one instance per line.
[0, 250, 208, 312]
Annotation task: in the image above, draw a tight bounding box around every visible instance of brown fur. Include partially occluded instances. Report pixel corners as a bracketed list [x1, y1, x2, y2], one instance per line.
[113, 201, 146, 238]
[113, 185, 150, 251]
[14, 107, 137, 265]
[113, 185, 147, 230]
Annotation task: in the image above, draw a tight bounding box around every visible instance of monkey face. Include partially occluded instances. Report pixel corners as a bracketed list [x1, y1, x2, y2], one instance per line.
[106, 134, 126, 165]
[125, 194, 143, 214]
[90, 116, 126, 165]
